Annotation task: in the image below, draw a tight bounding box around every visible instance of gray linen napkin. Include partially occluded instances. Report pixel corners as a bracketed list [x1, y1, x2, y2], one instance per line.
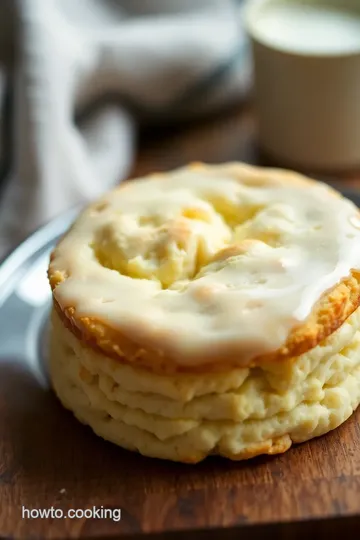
[0, 0, 250, 258]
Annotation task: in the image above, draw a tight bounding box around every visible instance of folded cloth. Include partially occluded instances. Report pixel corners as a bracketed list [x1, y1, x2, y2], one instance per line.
[0, 0, 250, 258]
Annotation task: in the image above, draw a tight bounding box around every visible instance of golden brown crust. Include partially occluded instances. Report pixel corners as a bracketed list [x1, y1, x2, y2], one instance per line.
[132, 435, 293, 464]
[49, 258, 360, 376]
[212, 434, 293, 462]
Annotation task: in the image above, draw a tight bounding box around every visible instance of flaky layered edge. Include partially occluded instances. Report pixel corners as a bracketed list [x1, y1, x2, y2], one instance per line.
[49, 307, 360, 463]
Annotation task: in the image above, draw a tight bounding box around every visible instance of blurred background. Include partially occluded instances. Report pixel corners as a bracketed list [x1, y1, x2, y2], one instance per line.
[0, 0, 360, 259]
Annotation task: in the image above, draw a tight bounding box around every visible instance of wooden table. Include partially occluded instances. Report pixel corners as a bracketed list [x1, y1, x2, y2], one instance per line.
[131, 100, 360, 190]
[1, 100, 360, 539]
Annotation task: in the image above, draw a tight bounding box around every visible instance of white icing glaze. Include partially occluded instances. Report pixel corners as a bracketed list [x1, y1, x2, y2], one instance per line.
[50, 163, 360, 366]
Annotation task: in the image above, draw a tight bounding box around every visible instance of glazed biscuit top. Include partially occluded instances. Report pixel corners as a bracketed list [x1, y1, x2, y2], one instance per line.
[49, 163, 360, 367]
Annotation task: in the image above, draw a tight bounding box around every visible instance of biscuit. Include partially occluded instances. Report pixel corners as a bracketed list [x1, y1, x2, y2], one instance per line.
[48, 163, 360, 462]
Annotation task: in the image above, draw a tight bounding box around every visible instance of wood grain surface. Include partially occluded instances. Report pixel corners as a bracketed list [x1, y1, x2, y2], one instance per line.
[1, 101, 360, 539]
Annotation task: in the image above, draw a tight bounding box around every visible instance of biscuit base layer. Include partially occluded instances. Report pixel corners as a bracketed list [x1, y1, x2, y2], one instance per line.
[49, 308, 360, 463]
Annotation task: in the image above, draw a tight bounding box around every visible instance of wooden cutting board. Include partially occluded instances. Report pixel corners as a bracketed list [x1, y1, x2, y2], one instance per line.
[1, 360, 360, 539]
[2, 102, 360, 539]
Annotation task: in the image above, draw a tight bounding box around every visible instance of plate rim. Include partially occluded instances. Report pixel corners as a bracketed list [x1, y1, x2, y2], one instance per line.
[0, 207, 81, 293]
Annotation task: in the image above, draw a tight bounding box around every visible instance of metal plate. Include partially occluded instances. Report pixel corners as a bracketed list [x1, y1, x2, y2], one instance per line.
[0, 208, 80, 386]
[0, 190, 360, 385]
